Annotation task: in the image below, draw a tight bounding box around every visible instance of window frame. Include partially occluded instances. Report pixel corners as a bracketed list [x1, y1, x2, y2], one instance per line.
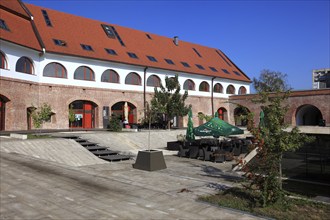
[226, 85, 236, 94]
[0, 51, 7, 69]
[183, 79, 195, 91]
[125, 72, 141, 85]
[101, 69, 119, 83]
[43, 62, 67, 78]
[147, 75, 161, 87]
[74, 66, 95, 81]
[199, 81, 210, 92]
[238, 86, 247, 95]
[16, 56, 34, 74]
[214, 83, 223, 93]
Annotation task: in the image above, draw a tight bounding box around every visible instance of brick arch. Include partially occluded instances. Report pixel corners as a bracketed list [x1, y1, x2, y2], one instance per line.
[233, 106, 250, 126]
[68, 99, 99, 129]
[230, 89, 330, 127]
[294, 104, 323, 126]
[0, 94, 10, 131]
[110, 101, 138, 124]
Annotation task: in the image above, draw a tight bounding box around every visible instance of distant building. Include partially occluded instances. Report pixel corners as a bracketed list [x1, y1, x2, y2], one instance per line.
[313, 68, 330, 89]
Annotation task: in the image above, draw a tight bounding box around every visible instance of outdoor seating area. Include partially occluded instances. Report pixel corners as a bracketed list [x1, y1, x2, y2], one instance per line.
[176, 137, 252, 163]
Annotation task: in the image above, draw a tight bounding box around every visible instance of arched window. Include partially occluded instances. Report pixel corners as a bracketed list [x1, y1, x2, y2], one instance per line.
[16, 56, 33, 74]
[125, 72, 141, 85]
[199, 81, 209, 92]
[214, 83, 223, 93]
[101, 69, 119, 83]
[74, 66, 95, 81]
[43, 62, 67, 78]
[0, 51, 7, 69]
[238, 86, 247, 95]
[226, 85, 235, 94]
[147, 75, 161, 87]
[183, 79, 195, 90]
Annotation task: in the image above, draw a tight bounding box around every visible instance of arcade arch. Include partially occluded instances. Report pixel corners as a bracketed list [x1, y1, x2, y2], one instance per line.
[69, 100, 98, 129]
[295, 104, 323, 126]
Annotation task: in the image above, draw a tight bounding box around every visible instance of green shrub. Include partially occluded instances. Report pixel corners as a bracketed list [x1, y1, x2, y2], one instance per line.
[108, 116, 122, 132]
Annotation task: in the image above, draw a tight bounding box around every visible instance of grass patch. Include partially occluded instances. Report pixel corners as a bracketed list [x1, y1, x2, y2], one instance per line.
[27, 134, 53, 139]
[199, 187, 330, 220]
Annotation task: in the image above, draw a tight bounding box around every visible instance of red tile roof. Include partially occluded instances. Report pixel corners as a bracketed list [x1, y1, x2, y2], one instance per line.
[2, 0, 250, 82]
[0, 1, 41, 51]
[0, 0, 30, 19]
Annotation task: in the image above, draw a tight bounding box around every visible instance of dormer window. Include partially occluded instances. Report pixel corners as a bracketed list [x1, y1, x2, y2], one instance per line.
[81, 44, 93, 51]
[222, 69, 230, 74]
[41, 10, 52, 27]
[209, 67, 218, 72]
[165, 59, 175, 65]
[181, 62, 190, 68]
[0, 19, 10, 31]
[196, 64, 205, 70]
[147, 56, 157, 62]
[53, 39, 67, 47]
[233, 71, 241, 76]
[146, 34, 152, 39]
[105, 48, 117, 55]
[101, 24, 125, 46]
[101, 24, 116, 38]
[127, 52, 138, 59]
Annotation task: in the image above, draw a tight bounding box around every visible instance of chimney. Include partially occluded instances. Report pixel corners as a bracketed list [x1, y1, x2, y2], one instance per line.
[173, 36, 179, 46]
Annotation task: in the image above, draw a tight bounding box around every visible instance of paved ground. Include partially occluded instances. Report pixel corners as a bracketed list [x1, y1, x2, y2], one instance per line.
[0, 131, 264, 220]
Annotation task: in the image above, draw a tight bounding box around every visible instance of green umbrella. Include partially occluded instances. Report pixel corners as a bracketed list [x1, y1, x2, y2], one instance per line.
[193, 112, 244, 138]
[185, 108, 195, 141]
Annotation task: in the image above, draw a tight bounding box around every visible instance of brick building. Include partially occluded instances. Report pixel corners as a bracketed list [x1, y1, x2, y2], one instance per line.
[1, 0, 329, 132]
[0, 0, 251, 131]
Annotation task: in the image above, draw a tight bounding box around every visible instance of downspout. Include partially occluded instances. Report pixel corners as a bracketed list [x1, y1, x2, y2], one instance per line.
[143, 67, 148, 119]
[211, 77, 216, 117]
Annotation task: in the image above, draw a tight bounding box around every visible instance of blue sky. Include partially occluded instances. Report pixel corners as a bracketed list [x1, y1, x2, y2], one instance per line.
[24, 0, 330, 91]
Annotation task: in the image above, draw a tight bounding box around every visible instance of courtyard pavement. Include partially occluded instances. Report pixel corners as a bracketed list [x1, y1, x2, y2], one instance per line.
[0, 130, 265, 220]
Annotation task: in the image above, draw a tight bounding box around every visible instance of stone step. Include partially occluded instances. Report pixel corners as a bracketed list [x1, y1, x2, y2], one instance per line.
[92, 150, 119, 156]
[100, 154, 131, 162]
[84, 146, 108, 151]
[79, 141, 98, 146]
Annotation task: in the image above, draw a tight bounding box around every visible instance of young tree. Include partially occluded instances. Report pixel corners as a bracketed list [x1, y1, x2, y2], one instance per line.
[244, 70, 313, 207]
[68, 104, 75, 130]
[150, 74, 191, 129]
[31, 103, 52, 133]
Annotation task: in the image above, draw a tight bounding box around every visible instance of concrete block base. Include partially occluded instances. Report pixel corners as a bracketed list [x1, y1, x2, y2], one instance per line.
[133, 150, 167, 171]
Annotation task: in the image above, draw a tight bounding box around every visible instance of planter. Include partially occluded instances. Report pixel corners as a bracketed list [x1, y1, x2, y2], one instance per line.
[133, 150, 167, 171]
